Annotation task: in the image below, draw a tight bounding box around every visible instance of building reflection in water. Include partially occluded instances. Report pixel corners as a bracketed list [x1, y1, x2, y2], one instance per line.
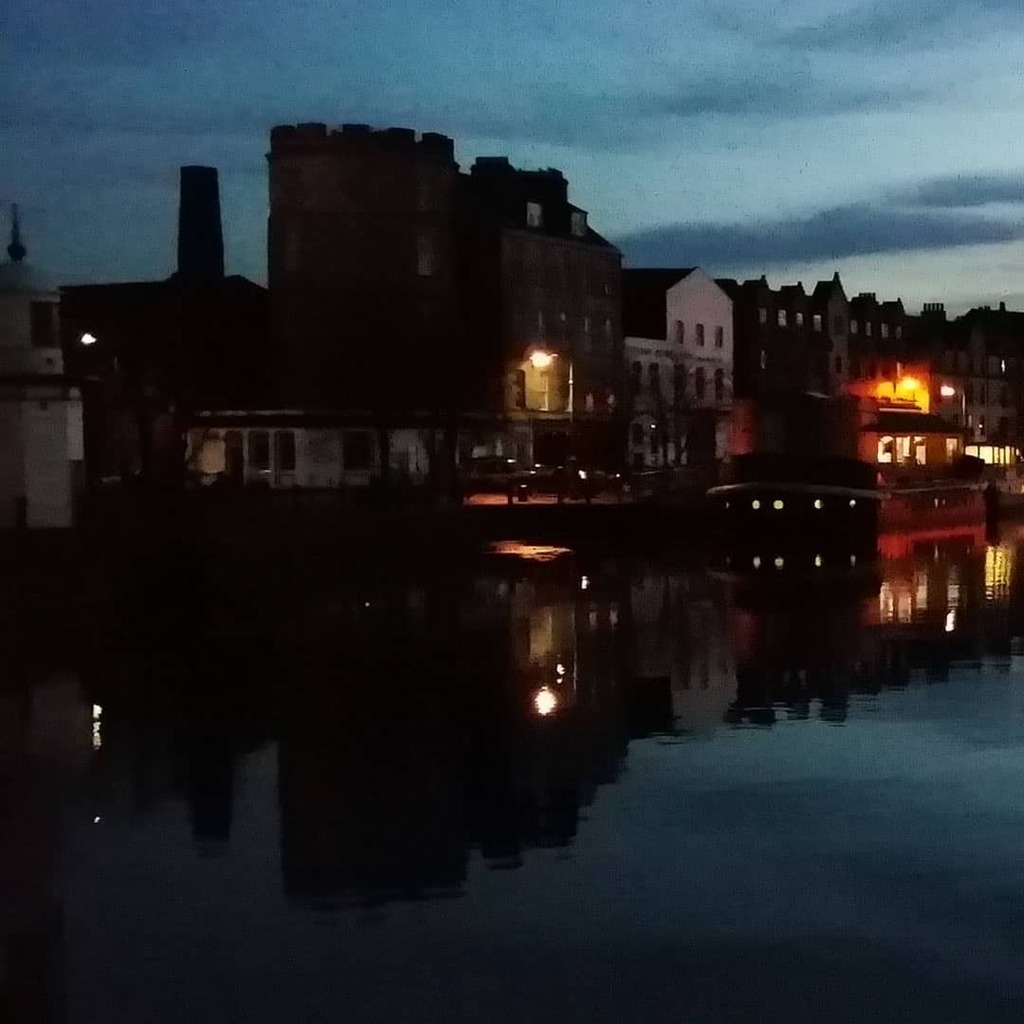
[20, 522, 1024, 968]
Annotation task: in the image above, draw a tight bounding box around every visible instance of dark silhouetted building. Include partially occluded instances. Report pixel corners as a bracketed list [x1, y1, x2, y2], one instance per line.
[176, 166, 225, 282]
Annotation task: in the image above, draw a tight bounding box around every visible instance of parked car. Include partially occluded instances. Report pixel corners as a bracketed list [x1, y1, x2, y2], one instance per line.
[461, 457, 534, 501]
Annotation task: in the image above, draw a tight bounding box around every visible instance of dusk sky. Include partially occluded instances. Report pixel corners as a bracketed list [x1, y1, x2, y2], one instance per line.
[5, 0, 1024, 312]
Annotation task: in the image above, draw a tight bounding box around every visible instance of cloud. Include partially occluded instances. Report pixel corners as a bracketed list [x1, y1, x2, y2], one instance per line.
[778, 0, 1024, 52]
[614, 202, 1024, 267]
[903, 173, 1024, 208]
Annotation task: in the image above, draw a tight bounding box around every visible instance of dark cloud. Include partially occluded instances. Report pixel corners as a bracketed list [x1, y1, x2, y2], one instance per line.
[778, 0, 1023, 52]
[614, 203, 1023, 267]
[904, 173, 1024, 208]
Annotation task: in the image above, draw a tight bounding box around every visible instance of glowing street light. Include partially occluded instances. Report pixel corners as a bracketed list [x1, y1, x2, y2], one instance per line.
[533, 686, 558, 717]
[940, 384, 957, 398]
[80, 332, 97, 346]
[898, 376, 921, 392]
[529, 350, 554, 369]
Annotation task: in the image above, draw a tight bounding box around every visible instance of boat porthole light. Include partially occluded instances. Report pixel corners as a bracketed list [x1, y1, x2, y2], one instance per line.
[753, 556, 761, 569]
[850, 554, 857, 566]
[752, 499, 761, 510]
[849, 498, 856, 507]
[773, 499, 784, 510]
[774, 556, 784, 569]
[814, 499, 823, 510]
[814, 555, 823, 568]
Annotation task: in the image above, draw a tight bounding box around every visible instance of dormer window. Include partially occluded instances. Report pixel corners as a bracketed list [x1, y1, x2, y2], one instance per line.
[570, 210, 587, 237]
[526, 202, 543, 228]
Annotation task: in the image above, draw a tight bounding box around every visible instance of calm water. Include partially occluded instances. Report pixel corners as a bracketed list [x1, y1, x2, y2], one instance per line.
[6, 525, 1024, 1022]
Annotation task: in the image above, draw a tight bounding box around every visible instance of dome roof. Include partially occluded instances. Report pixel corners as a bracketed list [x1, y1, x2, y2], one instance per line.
[0, 259, 55, 294]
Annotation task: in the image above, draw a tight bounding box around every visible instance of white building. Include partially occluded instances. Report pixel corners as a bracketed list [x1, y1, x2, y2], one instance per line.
[0, 208, 83, 528]
[186, 412, 436, 488]
[665, 269, 734, 463]
[622, 267, 734, 469]
[625, 335, 680, 468]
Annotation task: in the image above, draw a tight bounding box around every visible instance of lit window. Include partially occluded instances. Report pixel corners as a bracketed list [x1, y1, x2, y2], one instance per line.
[946, 437, 958, 460]
[695, 323, 705, 346]
[877, 435, 894, 464]
[812, 314, 822, 332]
[795, 312, 804, 327]
[866, 321, 873, 337]
[896, 325, 902, 339]
[851, 319, 859, 334]
[759, 307, 767, 324]
[759, 349, 767, 370]
[881, 323, 889, 339]
[526, 202, 543, 227]
[570, 210, 587, 236]
[777, 309, 787, 327]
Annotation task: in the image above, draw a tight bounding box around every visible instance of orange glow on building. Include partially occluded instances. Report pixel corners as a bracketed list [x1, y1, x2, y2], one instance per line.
[846, 365, 931, 413]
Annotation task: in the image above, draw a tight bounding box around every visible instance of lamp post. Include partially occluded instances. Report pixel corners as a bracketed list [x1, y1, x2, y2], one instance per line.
[528, 348, 574, 462]
[940, 382, 967, 433]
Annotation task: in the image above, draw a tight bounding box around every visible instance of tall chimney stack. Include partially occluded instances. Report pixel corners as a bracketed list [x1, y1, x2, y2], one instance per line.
[177, 166, 224, 280]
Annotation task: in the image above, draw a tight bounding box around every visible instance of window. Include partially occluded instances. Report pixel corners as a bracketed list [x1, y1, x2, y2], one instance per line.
[777, 309, 787, 327]
[946, 437, 958, 461]
[851, 319, 859, 335]
[833, 316, 844, 334]
[865, 321, 873, 337]
[881, 323, 889, 339]
[813, 314, 823, 332]
[714, 368, 725, 401]
[877, 435, 893, 464]
[914, 436, 926, 465]
[834, 355, 843, 374]
[275, 431, 296, 472]
[631, 423, 645, 446]
[570, 210, 587, 237]
[759, 349, 767, 370]
[630, 361, 642, 391]
[675, 320, 685, 344]
[30, 302, 57, 348]
[417, 233, 434, 276]
[896, 325, 903, 340]
[695, 367, 706, 399]
[714, 326, 724, 348]
[343, 431, 374, 471]
[758, 307, 767, 325]
[248, 431, 270, 472]
[526, 201, 543, 227]
[674, 365, 687, 397]
[795, 312, 804, 327]
[648, 363, 660, 390]
[695, 323, 705, 346]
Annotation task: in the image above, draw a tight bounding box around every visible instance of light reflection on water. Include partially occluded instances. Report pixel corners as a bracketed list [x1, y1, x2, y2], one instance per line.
[6, 526, 1024, 1021]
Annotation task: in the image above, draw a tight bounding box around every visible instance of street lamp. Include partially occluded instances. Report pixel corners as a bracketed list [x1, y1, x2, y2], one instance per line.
[80, 332, 97, 346]
[940, 381, 967, 431]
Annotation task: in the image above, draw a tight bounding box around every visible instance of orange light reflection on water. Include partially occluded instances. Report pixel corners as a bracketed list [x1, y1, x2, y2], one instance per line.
[487, 540, 573, 562]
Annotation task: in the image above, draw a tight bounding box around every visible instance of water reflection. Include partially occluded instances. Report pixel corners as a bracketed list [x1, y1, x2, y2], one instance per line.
[9, 525, 1024, 1019]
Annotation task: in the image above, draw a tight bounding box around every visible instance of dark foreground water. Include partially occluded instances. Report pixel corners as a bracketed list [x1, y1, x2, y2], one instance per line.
[6, 524, 1024, 1021]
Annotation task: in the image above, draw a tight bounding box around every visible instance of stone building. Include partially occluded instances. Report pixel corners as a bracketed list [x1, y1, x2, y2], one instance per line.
[267, 123, 461, 414]
[457, 156, 623, 467]
[0, 208, 82, 527]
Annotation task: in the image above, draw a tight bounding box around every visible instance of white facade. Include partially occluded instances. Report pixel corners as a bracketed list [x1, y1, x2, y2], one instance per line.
[625, 335, 680, 468]
[665, 268, 734, 462]
[0, 224, 82, 529]
[187, 417, 436, 488]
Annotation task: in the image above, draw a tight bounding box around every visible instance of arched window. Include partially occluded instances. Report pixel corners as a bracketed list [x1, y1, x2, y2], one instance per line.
[695, 367, 706, 399]
[714, 368, 725, 401]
